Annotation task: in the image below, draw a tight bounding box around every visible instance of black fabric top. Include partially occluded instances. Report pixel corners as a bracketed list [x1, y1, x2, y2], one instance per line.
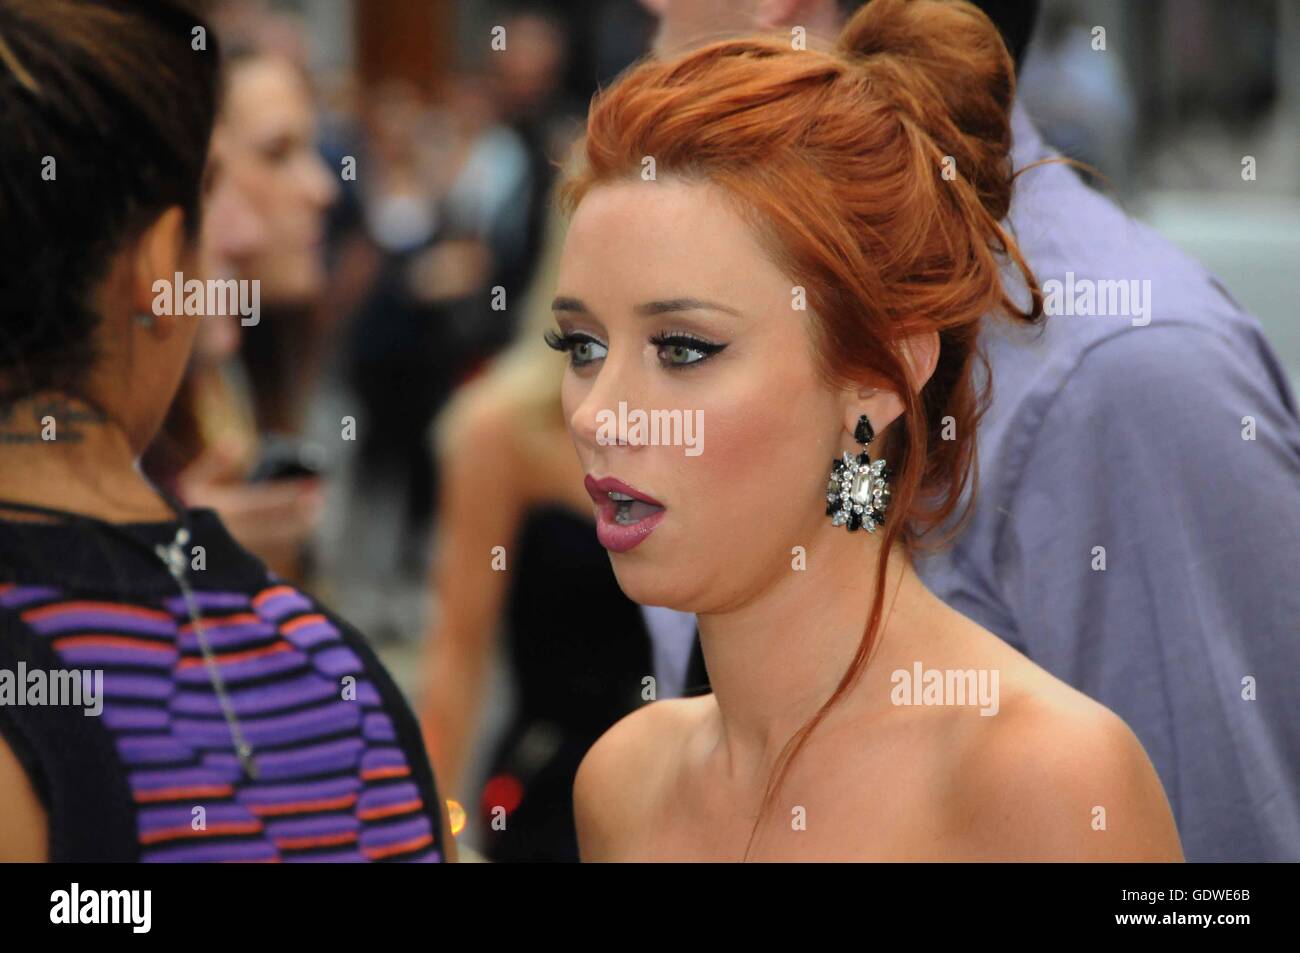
[0, 506, 446, 862]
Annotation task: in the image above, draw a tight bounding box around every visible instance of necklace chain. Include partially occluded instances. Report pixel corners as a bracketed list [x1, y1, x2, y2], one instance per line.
[0, 496, 259, 781]
[155, 527, 258, 780]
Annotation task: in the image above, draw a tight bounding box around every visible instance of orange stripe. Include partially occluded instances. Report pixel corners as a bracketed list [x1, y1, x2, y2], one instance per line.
[357, 799, 423, 822]
[363, 832, 434, 860]
[23, 600, 172, 624]
[52, 634, 174, 653]
[139, 820, 263, 845]
[248, 794, 358, 817]
[280, 613, 328, 635]
[134, 784, 235, 804]
[274, 831, 359, 851]
[253, 585, 297, 609]
[176, 640, 293, 669]
[362, 765, 410, 781]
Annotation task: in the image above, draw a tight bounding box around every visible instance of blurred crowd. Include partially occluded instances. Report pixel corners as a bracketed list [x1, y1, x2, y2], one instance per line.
[146, 0, 597, 587]
[149, 0, 1299, 859]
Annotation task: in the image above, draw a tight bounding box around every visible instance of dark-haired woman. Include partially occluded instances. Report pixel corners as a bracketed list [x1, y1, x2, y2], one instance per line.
[0, 0, 452, 862]
[559, 0, 1183, 861]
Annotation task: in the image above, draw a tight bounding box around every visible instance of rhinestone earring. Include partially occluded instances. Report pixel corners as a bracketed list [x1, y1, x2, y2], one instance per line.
[825, 414, 889, 533]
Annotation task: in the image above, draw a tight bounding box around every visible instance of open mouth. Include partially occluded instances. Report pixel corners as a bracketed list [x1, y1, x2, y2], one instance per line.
[607, 491, 665, 525]
[584, 474, 667, 552]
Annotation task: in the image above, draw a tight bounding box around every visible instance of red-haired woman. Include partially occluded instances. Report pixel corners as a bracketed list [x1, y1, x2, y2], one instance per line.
[552, 0, 1183, 861]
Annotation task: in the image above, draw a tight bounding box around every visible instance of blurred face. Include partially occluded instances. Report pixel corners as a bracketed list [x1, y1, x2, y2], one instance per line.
[643, 0, 844, 56]
[643, 0, 764, 55]
[219, 56, 336, 304]
[554, 178, 847, 612]
[495, 14, 566, 111]
[195, 134, 268, 365]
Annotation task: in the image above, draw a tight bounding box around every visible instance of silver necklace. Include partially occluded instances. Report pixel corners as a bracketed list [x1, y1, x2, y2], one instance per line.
[153, 526, 259, 780]
[0, 498, 259, 781]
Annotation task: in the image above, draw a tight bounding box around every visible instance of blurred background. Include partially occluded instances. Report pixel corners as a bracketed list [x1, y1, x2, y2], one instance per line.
[177, 0, 1300, 857]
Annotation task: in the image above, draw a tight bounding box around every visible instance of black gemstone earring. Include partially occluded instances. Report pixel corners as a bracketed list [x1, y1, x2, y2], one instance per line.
[825, 414, 889, 533]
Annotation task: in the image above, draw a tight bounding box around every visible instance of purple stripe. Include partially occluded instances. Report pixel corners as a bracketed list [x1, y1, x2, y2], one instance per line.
[162, 591, 249, 614]
[264, 813, 360, 839]
[170, 672, 338, 717]
[179, 618, 277, 652]
[130, 766, 231, 795]
[116, 735, 196, 764]
[255, 590, 314, 621]
[142, 840, 278, 863]
[102, 704, 170, 732]
[102, 672, 174, 702]
[53, 645, 176, 668]
[27, 608, 175, 636]
[236, 776, 361, 809]
[282, 618, 340, 650]
[282, 848, 366, 863]
[137, 803, 260, 833]
[172, 701, 361, 749]
[225, 736, 365, 782]
[173, 648, 305, 686]
[354, 680, 382, 707]
[363, 713, 397, 743]
[358, 815, 433, 850]
[361, 746, 409, 773]
[197, 753, 246, 785]
[359, 782, 420, 812]
[0, 585, 61, 609]
[312, 645, 363, 678]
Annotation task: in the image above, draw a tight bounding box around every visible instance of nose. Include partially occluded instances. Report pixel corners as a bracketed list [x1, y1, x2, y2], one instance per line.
[302, 151, 339, 209]
[567, 351, 644, 457]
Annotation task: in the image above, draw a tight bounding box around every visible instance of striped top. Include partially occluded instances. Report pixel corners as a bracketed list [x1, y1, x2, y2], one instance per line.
[0, 508, 444, 862]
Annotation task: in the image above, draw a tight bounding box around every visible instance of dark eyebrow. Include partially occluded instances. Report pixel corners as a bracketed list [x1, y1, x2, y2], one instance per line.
[551, 296, 741, 318]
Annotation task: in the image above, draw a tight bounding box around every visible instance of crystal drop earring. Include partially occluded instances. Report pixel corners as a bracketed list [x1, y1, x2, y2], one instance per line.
[825, 413, 890, 533]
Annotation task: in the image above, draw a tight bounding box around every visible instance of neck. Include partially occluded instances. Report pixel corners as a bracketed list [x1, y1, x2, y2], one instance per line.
[0, 392, 170, 522]
[695, 518, 926, 783]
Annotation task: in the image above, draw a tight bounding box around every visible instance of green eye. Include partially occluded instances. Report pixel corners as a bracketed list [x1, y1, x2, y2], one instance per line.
[662, 342, 704, 365]
[543, 328, 607, 367]
[651, 333, 726, 369]
[572, 339, 608, 364]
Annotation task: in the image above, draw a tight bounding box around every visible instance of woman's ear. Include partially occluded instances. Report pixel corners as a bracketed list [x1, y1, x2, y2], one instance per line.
[900, 329, 941, 393]
[840, 330, 941, 440]
[130, 205, 188, 337]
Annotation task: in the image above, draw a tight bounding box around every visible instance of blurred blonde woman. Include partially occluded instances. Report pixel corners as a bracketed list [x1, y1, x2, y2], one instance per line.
[419, 193, 655, 862]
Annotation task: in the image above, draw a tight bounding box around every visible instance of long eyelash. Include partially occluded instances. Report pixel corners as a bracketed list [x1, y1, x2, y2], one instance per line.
[650, 332, 727, 368]
[543, 327, 571, 352]
[544, 328, 597, 352]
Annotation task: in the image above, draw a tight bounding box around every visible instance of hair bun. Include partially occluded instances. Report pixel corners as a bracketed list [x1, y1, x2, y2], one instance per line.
[836, 0, 1017, 220]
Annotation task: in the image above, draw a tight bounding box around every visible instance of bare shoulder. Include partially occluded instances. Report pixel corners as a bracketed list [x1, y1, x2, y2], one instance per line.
[436, 381, 519, 468]
[573, 696, 708, 861]
[0, 732, 47, 861]
[951, 679, 1184, 861]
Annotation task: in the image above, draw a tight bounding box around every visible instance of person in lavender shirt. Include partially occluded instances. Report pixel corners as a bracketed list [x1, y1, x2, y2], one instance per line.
[642, 0, 1300, 861]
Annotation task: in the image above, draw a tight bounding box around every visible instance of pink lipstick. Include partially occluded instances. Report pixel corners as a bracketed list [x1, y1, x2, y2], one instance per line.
[584, 474, 667, 553]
